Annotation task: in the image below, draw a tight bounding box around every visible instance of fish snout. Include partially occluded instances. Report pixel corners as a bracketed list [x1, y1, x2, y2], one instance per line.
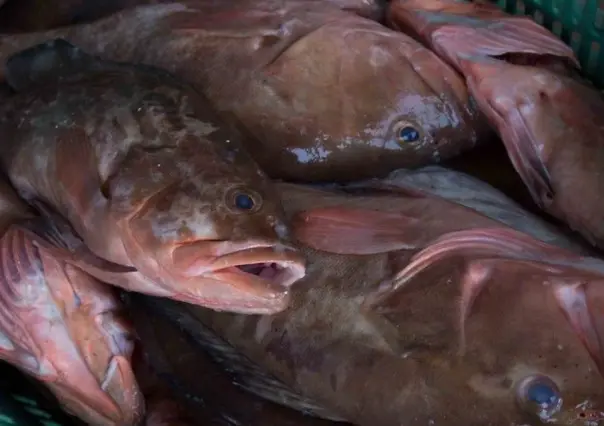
[165, 239, 307, 313]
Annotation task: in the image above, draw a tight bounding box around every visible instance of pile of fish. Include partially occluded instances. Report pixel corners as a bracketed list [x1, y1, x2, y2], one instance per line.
[0, 0, 602, 424]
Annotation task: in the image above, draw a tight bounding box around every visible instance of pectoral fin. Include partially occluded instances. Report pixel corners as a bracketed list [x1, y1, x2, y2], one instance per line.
[459, 56, 555, 208]
[291, 207, 425, 254]
[367, 227, 594, 313]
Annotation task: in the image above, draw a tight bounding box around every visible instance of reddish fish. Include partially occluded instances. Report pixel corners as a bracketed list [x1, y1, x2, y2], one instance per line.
[0, 39, 306, 314]
[386, 0, 579, 75]
[456, 55, 604, 249]
[385, 0, 604, 248]
[0, 0, 489, 182]
[137, 171, 604, 425]
[0, 179, 143, 425]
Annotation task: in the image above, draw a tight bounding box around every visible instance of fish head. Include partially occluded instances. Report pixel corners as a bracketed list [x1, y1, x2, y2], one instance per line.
[336, 22, 488, 165]
[371, 228, 604, 424]
[458, 274, 604, 424]
[103, 93, 306, 313]
[458, 56, 604, 243]
[252, 14, 490, 180]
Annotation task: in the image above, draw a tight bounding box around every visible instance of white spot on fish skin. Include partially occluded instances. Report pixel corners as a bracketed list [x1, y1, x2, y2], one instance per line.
[181, 117, 220, 137]
[254, 315, 274, 343]
[0, 331, 14, 350]
[289, 145, 332, 164]
[273, 220, 289, 240]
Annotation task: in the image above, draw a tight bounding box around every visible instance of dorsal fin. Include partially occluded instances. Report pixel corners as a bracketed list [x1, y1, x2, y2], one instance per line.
[5, 38, 102, 92]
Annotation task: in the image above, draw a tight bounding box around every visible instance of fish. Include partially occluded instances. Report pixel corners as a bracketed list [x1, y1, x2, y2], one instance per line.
[386, 0, 579, 76]
[0, 0, 157, 32]
[455, 55, 604, 250]
[0, 178, 144, 425]
[385, 0, 604, 248]
[129, 296, 350, 425]
[0, 0, 386, 33]
[0, 39, 306, 314]
[134, 169, 604, 425]
[1, 0, 388, 32]
[0, 0, 491, 182]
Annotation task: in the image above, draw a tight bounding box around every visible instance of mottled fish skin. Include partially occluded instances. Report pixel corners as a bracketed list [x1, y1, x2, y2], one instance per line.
[0, 179, 144, 426]
[0, 0, 386, 32]
[129, 295, 350, 426]
[145, 180, 604, 426]
[0, 40, 306, 314]
[0, 0, 490, 182]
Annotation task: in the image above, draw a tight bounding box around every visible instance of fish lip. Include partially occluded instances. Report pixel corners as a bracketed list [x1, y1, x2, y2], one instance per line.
[209, 245, 307, 291]
[171, 240, 307, 302]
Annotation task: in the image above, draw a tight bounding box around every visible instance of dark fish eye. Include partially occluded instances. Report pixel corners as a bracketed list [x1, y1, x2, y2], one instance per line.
[235, 193, 255, 210]
[516, 375, 562, 420]
[398, 126, 420, 142]
[226, 187, 263, 214]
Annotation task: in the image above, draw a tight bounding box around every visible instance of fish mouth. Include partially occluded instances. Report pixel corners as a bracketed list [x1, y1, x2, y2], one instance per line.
[171, 241, 307, 313]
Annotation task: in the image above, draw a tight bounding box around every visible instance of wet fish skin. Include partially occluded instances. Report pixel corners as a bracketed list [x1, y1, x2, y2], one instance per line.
[0, 0, 386, 32]
[0, 179, 144, 425]
[148, 172, 604, 425]
[384, 0, 604, 249]
[129, 295, 350, 426]
[0, 0, 489, 182]
[0, 39, 306, 314]
[457, 56, 604, 250]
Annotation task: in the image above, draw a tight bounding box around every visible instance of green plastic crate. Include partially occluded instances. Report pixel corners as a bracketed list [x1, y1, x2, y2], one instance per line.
[492, 0, 604, 88]
[1, 1, 604, 425]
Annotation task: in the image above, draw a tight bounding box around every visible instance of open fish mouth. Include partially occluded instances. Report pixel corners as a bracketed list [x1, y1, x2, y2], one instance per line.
[170, 242, 307, 312]
[235, 262, 302, 287]
[209, 246, 307, 295]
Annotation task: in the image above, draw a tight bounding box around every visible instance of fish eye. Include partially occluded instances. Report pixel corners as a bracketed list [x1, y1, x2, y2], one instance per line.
[235, 193, 255, 210]
[226, 187, 263, 213]
[515, 375, 563, 420]
[393, 121, 422, 144]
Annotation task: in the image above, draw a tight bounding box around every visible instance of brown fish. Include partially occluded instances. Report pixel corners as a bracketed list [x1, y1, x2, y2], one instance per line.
[0, 0, 156, 32]
[0, 0, 385, 32]
[0, 39, 306, 314]
[0, 0, 489, 182]
[138, 169, 604, 425]
[455, 55, 604, 250]
[0, 179, 143, 425]
[129, 296, 349, 425]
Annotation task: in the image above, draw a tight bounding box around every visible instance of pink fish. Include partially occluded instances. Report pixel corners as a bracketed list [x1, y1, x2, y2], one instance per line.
[386, 0, 578, 74]
[386, 0, 604, 249]
[0, 178, 143, 425]
[457, 56, 604, 249]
